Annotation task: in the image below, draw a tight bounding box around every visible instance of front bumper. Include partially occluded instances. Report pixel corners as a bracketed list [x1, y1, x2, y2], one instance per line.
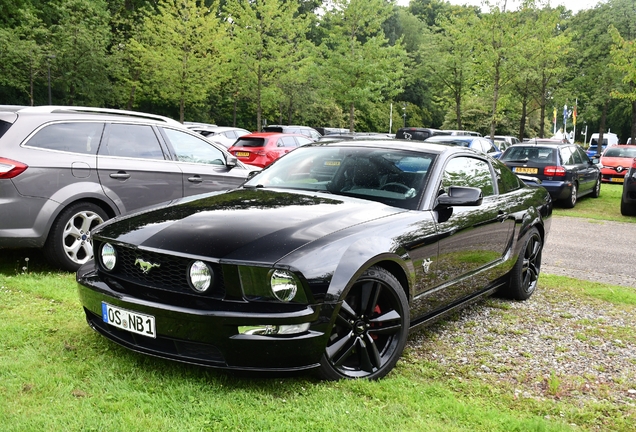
[77, 263, 333, 371]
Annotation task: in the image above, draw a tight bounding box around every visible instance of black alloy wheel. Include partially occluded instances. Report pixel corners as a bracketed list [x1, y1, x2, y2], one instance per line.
[318, 266, 409, 380]
[503, 227, 542, 300]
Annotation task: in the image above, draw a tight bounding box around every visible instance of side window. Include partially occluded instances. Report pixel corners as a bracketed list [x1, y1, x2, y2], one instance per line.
[163, 128, 226, 165]
[571, 147, 584, 163]
[281, 136, 298, 147]
[442, 156, 495, 197]
[492, 159, 520, 193]
[559, 146, 575, 165]
[101, 124, 164, 159]
[576, 146, 590, 162]
[296, 137, 313, 146]
[27, 122, 104, 154]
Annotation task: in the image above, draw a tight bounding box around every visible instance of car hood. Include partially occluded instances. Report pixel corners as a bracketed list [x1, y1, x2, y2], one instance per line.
[600, 156, 632, 167]
[94, 189, 407, 264]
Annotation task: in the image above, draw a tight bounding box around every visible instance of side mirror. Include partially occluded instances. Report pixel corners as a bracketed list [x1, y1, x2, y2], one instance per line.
[437, 186, 483, 207]
[226, 155, 238, 168]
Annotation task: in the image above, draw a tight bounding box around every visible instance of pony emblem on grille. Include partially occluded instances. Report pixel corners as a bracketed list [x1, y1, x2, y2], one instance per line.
[135, 258, 160, 274]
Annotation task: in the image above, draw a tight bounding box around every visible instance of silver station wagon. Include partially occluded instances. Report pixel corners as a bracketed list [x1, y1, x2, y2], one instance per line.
[0, 106, 259, 271]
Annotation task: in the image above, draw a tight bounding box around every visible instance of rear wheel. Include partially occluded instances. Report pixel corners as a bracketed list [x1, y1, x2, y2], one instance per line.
[318, 266, 409, 380]
[43, 202, 108, 272]
[562, 182, 577, 208]
[501, 227, 542, 300]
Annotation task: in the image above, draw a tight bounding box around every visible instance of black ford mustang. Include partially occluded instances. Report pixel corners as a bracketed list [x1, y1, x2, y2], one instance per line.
[77, 140, 552, 380]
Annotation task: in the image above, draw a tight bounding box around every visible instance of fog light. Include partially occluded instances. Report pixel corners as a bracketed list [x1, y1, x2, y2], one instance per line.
[101, 243, 116, 271]
[238, 323, 310, 335]
[270, 269, 298, 302]
[189, 260, 212, 292]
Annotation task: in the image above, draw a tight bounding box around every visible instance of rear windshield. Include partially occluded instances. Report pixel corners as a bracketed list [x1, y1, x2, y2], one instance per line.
[500, 146, 557, 163]
[604, 147, 636, 158]
[233, 137, 266, 148]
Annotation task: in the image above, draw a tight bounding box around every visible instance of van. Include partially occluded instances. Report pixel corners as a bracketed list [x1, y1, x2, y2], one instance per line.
[587, 132, 618, 157]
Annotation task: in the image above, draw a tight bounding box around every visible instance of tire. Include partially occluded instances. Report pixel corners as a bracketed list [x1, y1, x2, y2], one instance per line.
[621, 196, 636, 216]
[562, 182, 577, 208]
[318, 266, 409, 380]
[43, 202, 108, 272]
[591, 177, 601, 198]
[502, 227, 542, 300]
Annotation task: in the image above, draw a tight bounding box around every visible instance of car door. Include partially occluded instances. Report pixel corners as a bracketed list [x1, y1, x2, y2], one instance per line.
[97, 123, 183, 214]
[574, 146, 599, 192]
[161, 127, 253, 196]
[429, 155, 514, 307]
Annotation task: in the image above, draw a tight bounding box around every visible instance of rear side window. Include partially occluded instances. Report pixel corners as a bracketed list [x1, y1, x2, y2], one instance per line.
[492, 159, 521, 193]
[100, 124, 164, 160]
[26, 122, 104, 154]
[0, 120, 13, 139]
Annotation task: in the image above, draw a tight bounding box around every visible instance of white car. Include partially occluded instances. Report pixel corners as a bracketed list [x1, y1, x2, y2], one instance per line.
[188, 125, 251, 148]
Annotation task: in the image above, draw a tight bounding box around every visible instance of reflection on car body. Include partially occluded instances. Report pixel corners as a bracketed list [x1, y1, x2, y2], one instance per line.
[77, 140, 552, 380]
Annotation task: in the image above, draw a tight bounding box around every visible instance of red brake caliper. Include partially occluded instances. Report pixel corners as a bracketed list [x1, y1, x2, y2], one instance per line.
[371, 305, 381, 339]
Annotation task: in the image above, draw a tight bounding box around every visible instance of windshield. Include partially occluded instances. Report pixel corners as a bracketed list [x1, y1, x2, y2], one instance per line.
[603, 147, 636, 158]
[244, 145, 436, 210]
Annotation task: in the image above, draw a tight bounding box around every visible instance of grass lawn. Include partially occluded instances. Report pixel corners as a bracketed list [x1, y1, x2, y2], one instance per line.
[552, 182, 634, 222]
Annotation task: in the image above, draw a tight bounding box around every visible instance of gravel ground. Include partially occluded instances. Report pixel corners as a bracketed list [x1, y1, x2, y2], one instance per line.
[405, 216, 636, 429]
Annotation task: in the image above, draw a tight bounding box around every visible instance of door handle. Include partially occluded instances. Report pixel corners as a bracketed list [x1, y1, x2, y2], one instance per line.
[109, 172, 130, 180]
[188, 175, 203, 183]
[497, 210, 508, 222]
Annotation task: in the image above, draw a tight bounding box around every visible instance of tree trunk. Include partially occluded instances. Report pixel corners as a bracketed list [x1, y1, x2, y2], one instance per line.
[519, 97, 527, 141]
[490, 62, 500, 140]
[349, 103, 355, 133]
[597, 100, 609, 155]
[257, 66, 262, 132]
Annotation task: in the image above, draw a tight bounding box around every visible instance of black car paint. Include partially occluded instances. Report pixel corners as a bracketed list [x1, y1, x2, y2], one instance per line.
[621, 161, 636, 216]
[77, 142, 552, 374]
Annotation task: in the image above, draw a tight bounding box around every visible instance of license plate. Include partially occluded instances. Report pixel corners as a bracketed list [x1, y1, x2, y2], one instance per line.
[102, 302, 156, 338]
[610, 177, 624, 183]
[514, 167, 538, 174]
[236, 152, 250, 157]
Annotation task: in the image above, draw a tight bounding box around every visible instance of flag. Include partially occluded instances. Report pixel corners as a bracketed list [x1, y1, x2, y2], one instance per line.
[573, 104, 577, 126]
[553, 107, 557, 124]
[563, 104, 568, 124]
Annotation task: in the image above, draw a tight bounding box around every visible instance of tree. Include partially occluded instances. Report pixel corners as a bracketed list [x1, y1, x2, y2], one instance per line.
[130, 0, 225, 122]
[609, 25, 636, 145]
[224, 0, 310, 131]
[319, 0, 407, 132]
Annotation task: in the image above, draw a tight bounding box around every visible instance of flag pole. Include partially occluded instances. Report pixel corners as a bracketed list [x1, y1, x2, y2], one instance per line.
[573, 98, 577, 144]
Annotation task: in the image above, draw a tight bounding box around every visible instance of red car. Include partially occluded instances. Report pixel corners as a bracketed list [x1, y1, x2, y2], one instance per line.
[599, 145, 636, 183]
[228, 132, 314, 168]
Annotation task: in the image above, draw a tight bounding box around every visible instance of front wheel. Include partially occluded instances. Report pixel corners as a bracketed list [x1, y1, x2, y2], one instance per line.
[43, 202, 108, 272]
[318, 266, 409, 380]
[621, 196, 636, 216]
[591, 177, 601, 198]
[501, 227, 542, 300]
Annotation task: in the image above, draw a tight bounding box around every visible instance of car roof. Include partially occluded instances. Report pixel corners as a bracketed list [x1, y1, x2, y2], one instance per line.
[6, 105, 183, 127]
[424, 135, 478, 142]
[313, 138, 483, 157]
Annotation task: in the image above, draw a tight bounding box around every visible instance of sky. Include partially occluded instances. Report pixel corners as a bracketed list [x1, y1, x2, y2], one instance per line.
[397, 0, 604, 14]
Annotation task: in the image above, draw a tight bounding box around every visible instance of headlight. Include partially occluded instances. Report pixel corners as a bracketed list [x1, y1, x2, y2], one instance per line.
[101, 243, 116, 271]
[270, 269, 298, 302]
[238, 266, 307, 302]
[189, 260, 213, 292]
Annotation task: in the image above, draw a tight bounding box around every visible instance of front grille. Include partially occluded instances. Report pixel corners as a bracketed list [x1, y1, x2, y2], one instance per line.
[98, 243, 224, 298]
